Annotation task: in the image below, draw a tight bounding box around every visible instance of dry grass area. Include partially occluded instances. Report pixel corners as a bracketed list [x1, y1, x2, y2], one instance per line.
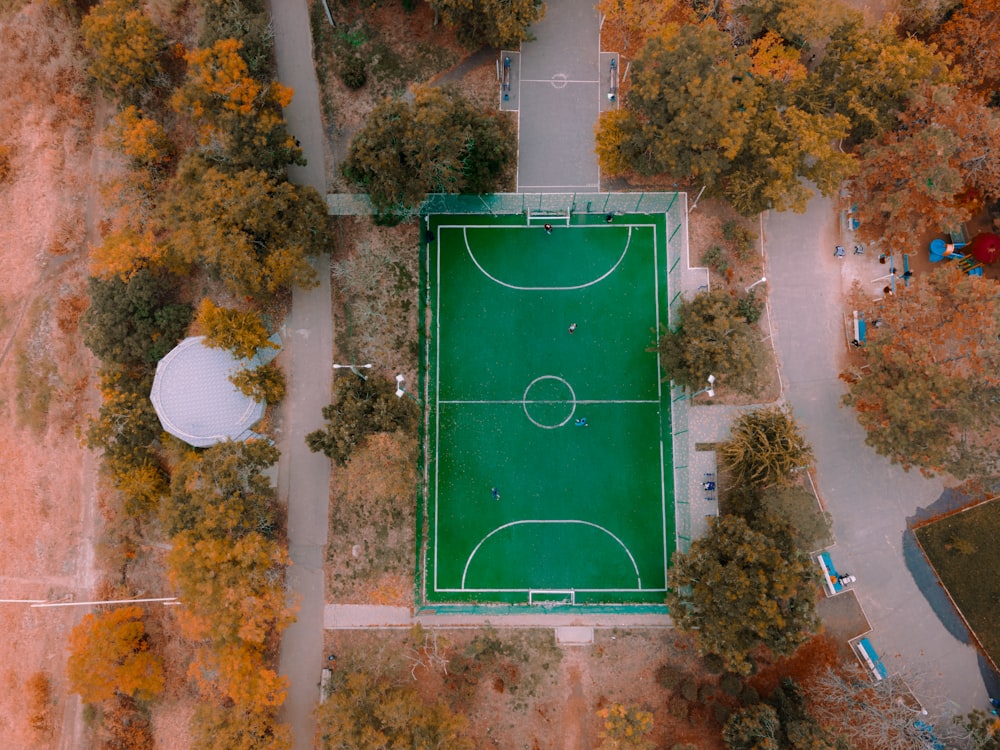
[0, 3, 102, 747]
[323, 627, 847, 749]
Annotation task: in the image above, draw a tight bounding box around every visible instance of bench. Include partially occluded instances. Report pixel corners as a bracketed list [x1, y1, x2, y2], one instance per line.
[815, 551, 849, 597]
[853, 636, 888, 681]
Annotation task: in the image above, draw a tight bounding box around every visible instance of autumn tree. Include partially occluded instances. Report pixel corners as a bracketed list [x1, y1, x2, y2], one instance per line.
[654, 290, 765, 395]
[89, 228, 168, 281]
[667, 514, 819, 675]
[934, 0, 1000, 100]
[720, 407, 812, 489]
[195, 298, 277, 360]
[86, 367, 162, 473]
[851, 84, 1000, 249]
[191, 699, 292, 750]
[955, 710, 1000, 750]
[198, 0, 275, 79]
[81, 0, 164, 100]
[809, 16, 954, 142]
[67, 606, 165, 704]
[596, 703, 655, 750]
[164, 440, 281, 541]
[306, 375, 420, 465]
[842, 266, 1000, 479]
[315, 670, 473, 750]
[160, 157, 325, 300]
[230, 362, 286, 403]
[171, 38, 301, 175]
[596, 23, 758, 183]
[724, 679, 836, 750]
[723, 101, 855, 215]
[168, 531, 292, 648]
[81, 269, 192, 367]
[595, 0, 680, 54]
[343, 86, 515, 215]
[106, 106, 173, 172]
[428, 0, 545, 49]
[732, 0, 851, 49]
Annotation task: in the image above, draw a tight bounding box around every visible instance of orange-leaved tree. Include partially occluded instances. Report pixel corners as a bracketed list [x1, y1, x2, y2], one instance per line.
[195, 298, 277, 360]
[67, 605, 164, 703]
[81, 0, 164, 100]
[171, 38, 300, 174]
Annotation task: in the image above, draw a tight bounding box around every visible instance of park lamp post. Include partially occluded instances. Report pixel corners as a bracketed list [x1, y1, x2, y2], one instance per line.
[673, 374, 715, 402]
[333, 362, 373, 380]
[395, 374, 421, 405]
[746, 276, 767, 293]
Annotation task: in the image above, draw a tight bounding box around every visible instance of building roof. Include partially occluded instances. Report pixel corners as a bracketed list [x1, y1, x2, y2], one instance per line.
[149, 336, 266, 448]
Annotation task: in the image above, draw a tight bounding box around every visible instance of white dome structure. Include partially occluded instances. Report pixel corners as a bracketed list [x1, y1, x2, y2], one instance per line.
[149, 336, 266, 448]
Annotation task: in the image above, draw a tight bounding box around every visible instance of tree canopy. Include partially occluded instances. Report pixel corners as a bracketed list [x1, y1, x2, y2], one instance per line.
[720, 406, 813, 489]
[81, 0, 164, 100]
[654, 289, 765, 395]
[67, 606, 165, 704]
[428, 0, 545, 49]
[306, 375, 420, 465]
[315, 670, 473, 750]
[81, 269, 192, 367]
[195, 298, 277, 360]
[667, 514, 819, 675]
[851, 84, 1000, 249]
[161, 157, 325, 299]
[597, 23, 758, 184]
[842, 266, 1000, 479]
[342, 86, 514, 215]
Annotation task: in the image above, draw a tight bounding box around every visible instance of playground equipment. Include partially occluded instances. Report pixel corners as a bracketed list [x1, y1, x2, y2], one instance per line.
[929, 232, 1000, 277]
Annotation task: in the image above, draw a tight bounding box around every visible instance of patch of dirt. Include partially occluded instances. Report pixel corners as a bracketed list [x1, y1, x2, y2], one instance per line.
[0, 4, 102, 748]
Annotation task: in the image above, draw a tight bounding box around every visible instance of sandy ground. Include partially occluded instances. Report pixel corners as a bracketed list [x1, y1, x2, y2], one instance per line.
[0, 4, 102, 747]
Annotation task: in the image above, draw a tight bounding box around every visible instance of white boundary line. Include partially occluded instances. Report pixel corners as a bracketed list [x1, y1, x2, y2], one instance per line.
[519, 78, 600, 84]
[431, 219, 669, 598]
[460, 519, 643, 590]
[461, 224, 638, 291]
[440, 399, 657, 405]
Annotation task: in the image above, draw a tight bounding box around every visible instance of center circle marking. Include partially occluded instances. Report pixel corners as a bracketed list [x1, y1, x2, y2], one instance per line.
[522, 375, 576, 429]
[551, 73, 568, 89]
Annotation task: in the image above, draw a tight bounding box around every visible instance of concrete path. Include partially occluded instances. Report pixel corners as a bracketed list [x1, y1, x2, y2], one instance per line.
[765, 190, 987, 716]
[269, 2, 332, 749]
[515, 0, 602, 192]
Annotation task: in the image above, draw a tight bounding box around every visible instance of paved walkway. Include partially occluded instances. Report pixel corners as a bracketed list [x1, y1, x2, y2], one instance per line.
[269, 2, 332, 748]
[512, 0, 606, 192]
[765, 189, 987, 717]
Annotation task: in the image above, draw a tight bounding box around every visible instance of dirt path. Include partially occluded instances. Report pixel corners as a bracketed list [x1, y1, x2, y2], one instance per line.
[560, 651, 592, 750]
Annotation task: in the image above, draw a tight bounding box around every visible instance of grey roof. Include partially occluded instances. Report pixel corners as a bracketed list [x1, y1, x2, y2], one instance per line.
[149, 336, 267, 448]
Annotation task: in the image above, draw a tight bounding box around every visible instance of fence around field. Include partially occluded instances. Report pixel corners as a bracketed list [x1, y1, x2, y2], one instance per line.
[331, 190, 698, 568]
[325, 191, 684, 217]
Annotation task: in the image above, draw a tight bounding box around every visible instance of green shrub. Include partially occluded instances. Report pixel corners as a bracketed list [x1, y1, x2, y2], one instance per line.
[655, 664, 684, 690]
[722, 220, 757, 262]
[701, 244, 728, 273]
[340, 54, 367, 89]
[720, 672, 743, 696]
[669, 699, 690, 721]
[680, 677, 699, 702]
[702, 652, 726, 674]
[737, 290, 764, 324]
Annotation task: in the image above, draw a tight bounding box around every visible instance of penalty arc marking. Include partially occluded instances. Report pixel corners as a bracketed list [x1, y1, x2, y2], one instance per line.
[463, 226, 635, 291]
[460, 519, 642, 590]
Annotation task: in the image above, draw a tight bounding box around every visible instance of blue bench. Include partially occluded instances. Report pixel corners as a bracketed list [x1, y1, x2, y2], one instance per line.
[854, 637, 888, 681]
[816, 551, 851, 596]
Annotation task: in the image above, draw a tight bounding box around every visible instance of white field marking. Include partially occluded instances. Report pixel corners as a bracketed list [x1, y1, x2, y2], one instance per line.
[519, 78, 600, 85]
[460, 519, 642, 590]
[462, 225, 636, 291]
[653, 219, 668, 578]
[522, 374, 576, 428]
[435, 586, 668, 593]
[439, 399, 658, 405]
[430, 220, 668, 594]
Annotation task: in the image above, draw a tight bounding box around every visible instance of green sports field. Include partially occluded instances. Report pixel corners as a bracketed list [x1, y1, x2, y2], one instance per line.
[421, 213, 674, 606]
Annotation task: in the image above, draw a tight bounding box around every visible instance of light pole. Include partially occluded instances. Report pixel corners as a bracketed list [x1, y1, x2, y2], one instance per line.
[746, 276, 766, 293]
[673, 374, 715, 402]
[333, 362, 373, 380]
[395, 374, 420, 404]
